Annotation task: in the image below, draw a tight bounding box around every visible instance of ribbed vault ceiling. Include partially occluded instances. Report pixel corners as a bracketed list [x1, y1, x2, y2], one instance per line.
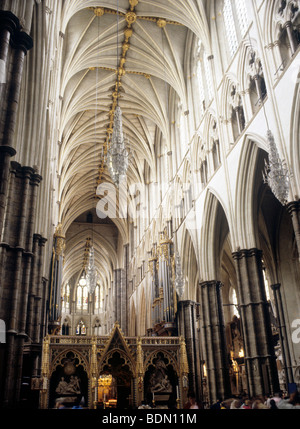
[58, 0, 209, 286]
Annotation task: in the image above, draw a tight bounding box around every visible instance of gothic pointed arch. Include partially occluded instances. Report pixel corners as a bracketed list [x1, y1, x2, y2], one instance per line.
[290, 81, 300, 191]
[200, 190, 232, 280]
[180, 226, 199, 301]
[98, 323, 136, 377]
[235, 134, 268, 249]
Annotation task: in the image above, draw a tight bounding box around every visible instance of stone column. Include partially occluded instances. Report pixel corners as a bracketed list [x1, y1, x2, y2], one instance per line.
[26, 233, 41, 341]
[232, 248, 280, 397]
[0, 11, 33, 236]
[284, 21, 298, 56]
[0, 160, 43, 407]
[286, 200, 300, 260]
[199, 281, 230, 403]
[114, 267, 127, 334]
[271, 283, 294, 388]
[178, 300, 202, 401]
[33, 237, 47, 344]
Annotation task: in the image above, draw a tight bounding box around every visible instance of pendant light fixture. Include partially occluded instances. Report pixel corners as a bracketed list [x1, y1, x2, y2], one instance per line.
[107, 0, 130, 186]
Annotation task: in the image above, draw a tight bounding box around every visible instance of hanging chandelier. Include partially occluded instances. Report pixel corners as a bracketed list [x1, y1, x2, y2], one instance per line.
[174, 252, 185, 299]
[86, 246, 97, 294]
[263, 130, 289, 205]
[107, 106, 129, 186]
[106, 0, 130, 186]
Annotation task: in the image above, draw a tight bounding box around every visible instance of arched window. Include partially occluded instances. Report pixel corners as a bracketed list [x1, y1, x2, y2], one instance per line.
[82, 286, 88, 310]
[196, 41, 214, 111]
[77, 286, 82, 310]
[231, 288, 240, 318]
[62, 284, 70, 310]
[236, 0, 250, 38]
[223, 0, 239, 56]
[77, 284, 88, 311]
[76, 320, 87, 335]
[204, 54, 214, 102]
[223, 0, 250, 57]
[95, 285, 100, 311]
[100, 285, 104, 310]
[76, 320, 86, 335]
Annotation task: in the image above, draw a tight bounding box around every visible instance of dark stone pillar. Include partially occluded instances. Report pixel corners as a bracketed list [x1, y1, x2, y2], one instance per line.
[0, 11, 33, 237]
[33, 237, 47, 344]
[232, 248, 280, 397]
[114, 268, 127, 334]
[0, 162, 43, 407]
[26, 233, 41, 341]
[178, 300, 203, 401]
[271, 283, 294, 388]
[199, 281, 230, 404]
[286, 200, 300, 259]
[113, 245, 129, 334]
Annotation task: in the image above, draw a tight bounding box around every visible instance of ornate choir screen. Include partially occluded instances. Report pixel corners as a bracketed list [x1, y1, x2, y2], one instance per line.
[40, 323, 189, 409]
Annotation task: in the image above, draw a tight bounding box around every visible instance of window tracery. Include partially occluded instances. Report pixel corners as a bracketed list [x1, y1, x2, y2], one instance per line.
[77, 284, 88, 311]
[62, 284, 70, 310]
[223, 0, 239, 56]
[196, 41, 213, 114]
[76, 320, 87, 335]
[223, 0, 250, 57]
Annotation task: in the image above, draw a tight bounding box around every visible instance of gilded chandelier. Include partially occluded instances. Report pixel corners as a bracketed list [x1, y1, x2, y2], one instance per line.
[263, 130, 289, 205]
